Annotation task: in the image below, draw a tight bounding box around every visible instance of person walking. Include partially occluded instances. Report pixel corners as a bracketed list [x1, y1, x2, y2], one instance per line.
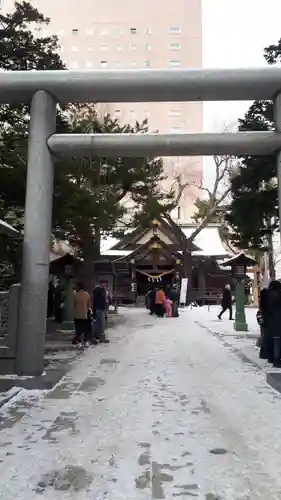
[218, 284, 233, 320]
[93, 281, 110, 343]
[72, 282, 92, 348]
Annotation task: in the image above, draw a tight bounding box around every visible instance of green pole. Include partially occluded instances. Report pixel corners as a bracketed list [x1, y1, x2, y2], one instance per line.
[62, 277, 74, 330]
[234, 279, 248, 332]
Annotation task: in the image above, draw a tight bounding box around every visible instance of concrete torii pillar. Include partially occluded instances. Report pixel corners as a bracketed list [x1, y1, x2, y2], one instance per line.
[16, 91, 56, 376]
[275, 94, 281, 239]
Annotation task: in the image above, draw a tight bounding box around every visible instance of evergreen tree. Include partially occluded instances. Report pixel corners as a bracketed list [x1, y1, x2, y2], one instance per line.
[0, 2, 174, 273]
[226, 39, 281, 255]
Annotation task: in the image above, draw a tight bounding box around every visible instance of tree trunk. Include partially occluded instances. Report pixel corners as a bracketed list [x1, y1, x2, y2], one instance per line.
[93, 226, 101, 259]
[83, 250, 95, 291]
[93, 157, 101, 261]
[253, 252, 260, 307]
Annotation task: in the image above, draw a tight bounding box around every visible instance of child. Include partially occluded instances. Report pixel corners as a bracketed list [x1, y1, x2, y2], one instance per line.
[164, 296, 173, 317]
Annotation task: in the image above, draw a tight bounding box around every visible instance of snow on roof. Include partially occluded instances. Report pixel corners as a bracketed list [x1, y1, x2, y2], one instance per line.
[0, 219, 18, 236]
[219, 251, 256, 266]
[102, 249, 132, 257]
[100, 236, 120, 253]
[100, 224, 229, 258]
[180, 224, 228, 257]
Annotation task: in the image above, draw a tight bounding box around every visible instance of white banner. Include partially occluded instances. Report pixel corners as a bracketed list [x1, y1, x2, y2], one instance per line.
[180, 278, 188, 305]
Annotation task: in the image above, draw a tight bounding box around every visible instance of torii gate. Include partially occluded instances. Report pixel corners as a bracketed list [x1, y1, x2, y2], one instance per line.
[1, 67, 281, 375]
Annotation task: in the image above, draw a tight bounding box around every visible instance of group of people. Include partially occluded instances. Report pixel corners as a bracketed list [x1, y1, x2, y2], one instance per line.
[257, 280, 281, 367]
[72, 281, 111, 348]
[48, 280, 111, 348]
[146, 285, 179, 318]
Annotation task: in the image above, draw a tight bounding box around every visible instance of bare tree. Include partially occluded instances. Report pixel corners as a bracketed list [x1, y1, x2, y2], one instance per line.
[170, 154, 238, 242]
[189, 154, 236, 242]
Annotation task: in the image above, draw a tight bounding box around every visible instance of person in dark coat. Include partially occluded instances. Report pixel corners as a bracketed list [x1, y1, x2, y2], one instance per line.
[259, 280, 281, 366]
[166, 285, 179, 317]
[147, 288, 156, 315]
[218, 284, 233, 320]
[92, 281, 110, 343]
[256, 287, 267, 348]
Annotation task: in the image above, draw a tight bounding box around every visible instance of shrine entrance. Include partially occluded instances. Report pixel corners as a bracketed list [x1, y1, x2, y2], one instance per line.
[136, 267, 174, 296]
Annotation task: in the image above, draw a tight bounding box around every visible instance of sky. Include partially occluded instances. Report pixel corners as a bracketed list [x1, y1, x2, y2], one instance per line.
[202, 0, 281, 131]
[202, 0, 281, 184]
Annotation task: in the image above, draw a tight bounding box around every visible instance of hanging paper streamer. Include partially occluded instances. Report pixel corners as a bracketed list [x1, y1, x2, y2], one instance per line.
[136, 269, 174, 283]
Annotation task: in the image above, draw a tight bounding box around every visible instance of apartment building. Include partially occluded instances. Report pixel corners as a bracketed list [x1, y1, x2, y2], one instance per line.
[4, 0, 203, 221]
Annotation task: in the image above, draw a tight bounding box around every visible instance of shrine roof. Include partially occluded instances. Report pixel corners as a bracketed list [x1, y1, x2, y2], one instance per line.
[180, 224, 229, 257]
[220, 251, 257, 268]
[101, 223, 229, 258]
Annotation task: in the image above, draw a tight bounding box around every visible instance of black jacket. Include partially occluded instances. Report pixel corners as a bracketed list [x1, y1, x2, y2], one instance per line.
[93, 286, 107, 311]
[260, 282, 281, 337]
[221, 288, 232, 308]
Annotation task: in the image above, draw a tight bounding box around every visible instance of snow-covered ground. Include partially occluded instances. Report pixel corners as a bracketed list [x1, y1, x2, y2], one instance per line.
[1, 307, 281, 499]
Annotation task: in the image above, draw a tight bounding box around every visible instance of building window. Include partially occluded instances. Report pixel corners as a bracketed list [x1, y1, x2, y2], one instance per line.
[144, 60, 151, 67]
[169, 43, 181, 50]
[130, 44, 137, 51]
[131, 61, 137, 67]
[177, 206, 181, 219]
[101, 44, 107, 50]
[101, 60, 108, 68]
[145, 43, 152, 51]
[169, 109, 181, 116]
[170, 126, 181, 133]
[114, 108, 121, 116]
[130, 28, 137, 34]
[72, 28, 79, 34]
[100, 29, 108, 36]
[168, 27, 181, 34]
[169, 60, 181, 67]
[86, 28, 94, 36]
[130, 108, 136, 116]
[114, 61, 121, 67]
[71, 46, 78, 52]
[71, 61, 79, 69]
[145, 28, 152, 35]
[87, 47, 93, 52]
[116, 45, 123, 51]
[86, 61, 93, 68]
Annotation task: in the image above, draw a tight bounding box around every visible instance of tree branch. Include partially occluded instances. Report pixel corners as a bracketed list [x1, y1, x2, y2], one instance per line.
[188, 186, 231, 243]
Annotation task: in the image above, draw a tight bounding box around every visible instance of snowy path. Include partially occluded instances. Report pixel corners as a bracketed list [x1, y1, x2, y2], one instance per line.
[1, 308, 281, 499]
